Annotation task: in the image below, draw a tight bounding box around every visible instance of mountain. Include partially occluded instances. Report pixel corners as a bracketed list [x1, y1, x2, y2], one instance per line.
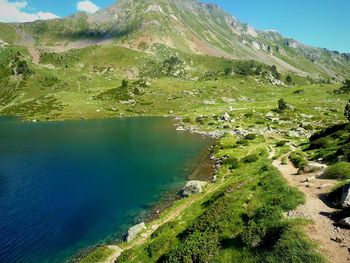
[0, 0, 349, 79]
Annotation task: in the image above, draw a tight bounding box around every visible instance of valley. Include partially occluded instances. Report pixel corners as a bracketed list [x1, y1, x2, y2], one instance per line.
[0, 0, 350, 262]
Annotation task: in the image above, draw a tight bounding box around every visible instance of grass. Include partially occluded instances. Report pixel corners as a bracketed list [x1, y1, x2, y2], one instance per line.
[0, 42, 344, 263]
[79, 246, 114, 263]
[107, 137, 324, 263]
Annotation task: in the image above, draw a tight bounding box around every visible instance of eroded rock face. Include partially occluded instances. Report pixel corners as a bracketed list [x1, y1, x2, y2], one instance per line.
[126, 222, 146, 242]
[297, 163, 326, 175]
[182, 180, 207, 197]
[341, 184, 350, 209]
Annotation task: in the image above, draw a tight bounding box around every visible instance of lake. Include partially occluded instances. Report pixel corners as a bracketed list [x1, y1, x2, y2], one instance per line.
[0, 117, 210, 263]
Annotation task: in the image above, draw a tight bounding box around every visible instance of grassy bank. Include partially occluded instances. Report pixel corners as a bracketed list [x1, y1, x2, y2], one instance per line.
[79, 134, 324, 263]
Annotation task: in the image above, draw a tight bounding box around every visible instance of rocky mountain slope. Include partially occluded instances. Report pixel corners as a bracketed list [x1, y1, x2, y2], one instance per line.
[1, 0, 349, 79]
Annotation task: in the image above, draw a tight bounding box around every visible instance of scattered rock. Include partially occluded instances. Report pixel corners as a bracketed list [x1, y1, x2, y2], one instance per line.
[126, 222, 146, 242]
[176, 126, 185, 131]
[182, 180, 207, 197]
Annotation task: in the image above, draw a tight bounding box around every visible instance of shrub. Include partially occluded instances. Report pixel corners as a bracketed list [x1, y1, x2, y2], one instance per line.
[245, 133, 257, 140]
[242, 154, 259, 163]
[276, 140, 288, 147]
[323, 162, 350, 180]
[289, 152, 308, 168]
[278, 99, 287, 112]
[286, 75, 293, 85]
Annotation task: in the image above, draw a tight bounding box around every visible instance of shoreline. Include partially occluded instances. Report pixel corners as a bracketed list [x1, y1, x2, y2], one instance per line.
[69, 118, 218, 263]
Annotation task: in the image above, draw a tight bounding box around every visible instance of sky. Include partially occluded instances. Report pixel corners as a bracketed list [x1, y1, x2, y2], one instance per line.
[0, 0, 349, 53]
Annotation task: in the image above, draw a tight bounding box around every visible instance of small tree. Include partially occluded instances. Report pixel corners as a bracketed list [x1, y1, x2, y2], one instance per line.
[278, 98, 287, 112]
[345, 100, 350, 121]
[286, 75, 293, 85]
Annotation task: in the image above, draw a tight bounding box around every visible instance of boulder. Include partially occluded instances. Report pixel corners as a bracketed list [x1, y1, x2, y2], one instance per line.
[182, 180, 207, 197]
[297, 163, 326, 175]
[341, 183, 350, 209]
[126, 222, 146, 242]
[338, 217, 350, 228]
[220, 112, 231, 121]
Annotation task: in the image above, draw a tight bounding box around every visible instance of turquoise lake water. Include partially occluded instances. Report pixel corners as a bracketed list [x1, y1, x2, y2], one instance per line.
[0, 117, 210, 263]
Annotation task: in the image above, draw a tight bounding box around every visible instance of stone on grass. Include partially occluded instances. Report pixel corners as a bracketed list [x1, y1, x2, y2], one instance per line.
[126, 222, 146, 242]
[182, 180, 207, 197]
[297, 163, 326, 175]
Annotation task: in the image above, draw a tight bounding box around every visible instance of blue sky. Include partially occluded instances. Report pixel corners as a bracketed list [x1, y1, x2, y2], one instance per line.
[0, 0, 349, 53]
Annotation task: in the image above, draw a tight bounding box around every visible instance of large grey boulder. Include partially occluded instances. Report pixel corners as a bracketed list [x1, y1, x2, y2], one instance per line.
[182, 181, 207, 197]
[338, 217, 350, 228]
[126, 222, 146, 242]
[297, 163, 326, 175]
[341, 183, 350, 209]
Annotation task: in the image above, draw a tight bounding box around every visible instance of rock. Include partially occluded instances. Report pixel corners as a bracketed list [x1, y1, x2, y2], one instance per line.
[338, 217, 350, 228]
[297, 163, 326, 175]
[341, 183, 350, 209]
[182, 180, 207, 197]
[176, 126, 185, 131]
[220, 112, 231, 121]
[302, 176, 316, 182]
[126, 222, 146, 242]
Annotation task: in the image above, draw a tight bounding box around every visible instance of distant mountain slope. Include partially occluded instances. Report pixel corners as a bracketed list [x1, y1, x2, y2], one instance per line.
[1, 0, 349, 79]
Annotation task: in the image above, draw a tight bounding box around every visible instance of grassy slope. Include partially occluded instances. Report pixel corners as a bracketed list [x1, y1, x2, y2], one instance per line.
[1, 43, 349, 262]
[0, 23, 19, 44]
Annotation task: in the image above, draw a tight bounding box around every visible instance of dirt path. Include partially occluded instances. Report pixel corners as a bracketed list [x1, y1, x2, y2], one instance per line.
[272, 154, 350, 263]
[27, 47, 40, 64]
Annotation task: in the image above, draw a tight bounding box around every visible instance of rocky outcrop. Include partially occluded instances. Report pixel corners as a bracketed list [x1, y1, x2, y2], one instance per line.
[297, 163, 327, 175]
[126, 222, 146, 242]
[341, 183, 350, 209]
[182, 180, 207, 197]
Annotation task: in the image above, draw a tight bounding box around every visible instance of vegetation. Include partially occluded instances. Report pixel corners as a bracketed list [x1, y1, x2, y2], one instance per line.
[323, 162, 350, 180]
[289, 152, 308, 168]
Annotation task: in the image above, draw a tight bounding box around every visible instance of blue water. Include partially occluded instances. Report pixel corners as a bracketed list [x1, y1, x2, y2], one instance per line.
[0, 117, 210, 263]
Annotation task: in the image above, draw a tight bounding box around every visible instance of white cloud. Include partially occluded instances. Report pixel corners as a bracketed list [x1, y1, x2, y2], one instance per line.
[0, 0, 59, 22]
[76, 0, 100, 14]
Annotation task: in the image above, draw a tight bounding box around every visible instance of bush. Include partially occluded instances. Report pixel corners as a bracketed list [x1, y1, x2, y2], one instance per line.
[278, 99, 287, 112]
[242, 154, 259, 163]
[276, 140, 288, 147]
[245, 133, 257, 140]
[289, 152, 308, 168]
[323, 162, 350, 180]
